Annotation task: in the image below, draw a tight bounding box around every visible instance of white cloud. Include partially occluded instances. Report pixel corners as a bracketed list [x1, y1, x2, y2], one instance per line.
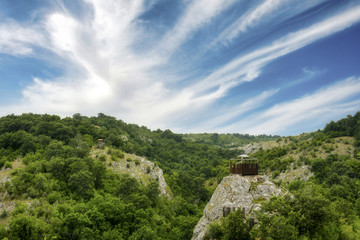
[211, 0, 325, 47]
[2, 0, 240, 129]
[157, 0, 236, 55]
[191, 4, 360, 96]
[0, 20, 45, 56]
[227, 77, 360, 135]
[182, 89, 279, 133]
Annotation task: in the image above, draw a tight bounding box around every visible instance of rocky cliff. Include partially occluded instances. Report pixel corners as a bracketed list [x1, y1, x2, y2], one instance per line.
[111, 153, 173, 199]
[192, 174, 284, 240]
[92, 148, 173, 199]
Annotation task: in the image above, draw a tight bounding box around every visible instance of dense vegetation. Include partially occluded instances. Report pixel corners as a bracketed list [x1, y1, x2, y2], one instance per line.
[1, 111, 359, 239]
[323, 111, 360, 156]
[182, 133, 279, 148]
[205, 112, 360, 239]
[0, 113, 241, 239]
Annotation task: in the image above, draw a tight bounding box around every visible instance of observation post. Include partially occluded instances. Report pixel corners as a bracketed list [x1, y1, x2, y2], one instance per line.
[97, 139, 105, 149]
[229, 154, 258, 175]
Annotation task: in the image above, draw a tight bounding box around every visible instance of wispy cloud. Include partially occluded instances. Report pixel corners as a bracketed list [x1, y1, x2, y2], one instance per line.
[193, 4, 360, 96]
[0, 20, 45, 56]
[157, 0, 236, 55]
[227, 77, 360, 135]
[211, 0, 325, 47]
[186, 89, 279, 133]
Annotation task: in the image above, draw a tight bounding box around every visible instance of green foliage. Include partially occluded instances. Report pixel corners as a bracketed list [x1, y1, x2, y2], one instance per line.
[253, 150, 360, 239]
[4, 161, 12, 169]
[8, 213, 49, 240]
[99, 154, 107, 162]
[0, 209, 7, 219]
[253, 147, 292, 172]
[182, 132, 279, 148]
[256, 213, 298, 240]
[68, 170, 95, 200]
[0, 113, 220, 238]
[323, 111, 360, 156]
[205, 208, 251, 240]
[1, 112, 358, 239]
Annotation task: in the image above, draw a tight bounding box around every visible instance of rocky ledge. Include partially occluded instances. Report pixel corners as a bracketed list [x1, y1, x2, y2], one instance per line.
[192, 174, 284, 240]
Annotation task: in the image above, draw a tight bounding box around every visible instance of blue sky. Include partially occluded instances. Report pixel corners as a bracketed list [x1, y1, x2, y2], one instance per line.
[0, 0, 360, 136]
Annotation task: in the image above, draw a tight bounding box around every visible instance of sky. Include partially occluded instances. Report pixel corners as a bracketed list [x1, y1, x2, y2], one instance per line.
[0, 0, 360, 136]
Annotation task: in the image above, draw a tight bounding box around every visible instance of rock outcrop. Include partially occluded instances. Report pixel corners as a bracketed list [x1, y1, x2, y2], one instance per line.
[192, 174, 284, 240]
[111, 154, 173, 199]
[92, 148, 173, 199]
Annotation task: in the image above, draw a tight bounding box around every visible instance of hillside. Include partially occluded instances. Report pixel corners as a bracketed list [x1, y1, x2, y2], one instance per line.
[0, 111, 359, 239]
[197, 112, 360, 240]
[182, 133, 279, 148]
[91, 147, 172, 198]
[0, 113, 242, 239]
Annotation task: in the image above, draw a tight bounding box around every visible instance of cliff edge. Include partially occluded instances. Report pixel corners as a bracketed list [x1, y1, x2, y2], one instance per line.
[192, 174, 284, 240]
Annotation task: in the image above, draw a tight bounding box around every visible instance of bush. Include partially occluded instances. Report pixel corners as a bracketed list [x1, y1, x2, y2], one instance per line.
[0, 210, 7, 219]
[48, 191, 61, 204]
[99, 155, 106, 162]
[0, 157, 6, 169]
[272, 170, 280, 179]
[117, 151, 125, 159]
[204, 208, 250, 240]
[4, 161, 12, 169]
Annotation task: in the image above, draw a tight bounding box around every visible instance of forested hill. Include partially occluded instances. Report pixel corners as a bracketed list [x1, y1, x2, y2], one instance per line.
[0, 111, 359, 239]
[202, 112, 360, 240]
[182, 133, 279, 148]
[0, 113, 242, 239]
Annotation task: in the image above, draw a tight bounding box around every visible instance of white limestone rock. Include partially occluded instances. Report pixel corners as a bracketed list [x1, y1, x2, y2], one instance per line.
[192, 174, 283, 240]
[111, 154, 172, 199]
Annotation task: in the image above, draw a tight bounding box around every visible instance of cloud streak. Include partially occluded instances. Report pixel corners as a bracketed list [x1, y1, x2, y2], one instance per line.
[0, 20, 45, 56]
[193, 3, 360, 95]
[211, 0, 325, 47]
[228, 77, 360, 135]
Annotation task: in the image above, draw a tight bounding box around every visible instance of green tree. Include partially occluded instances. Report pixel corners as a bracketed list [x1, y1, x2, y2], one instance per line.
[68, 170, 94, 199]
[205, 208, 251, 240]
[8, 214, 48, 240]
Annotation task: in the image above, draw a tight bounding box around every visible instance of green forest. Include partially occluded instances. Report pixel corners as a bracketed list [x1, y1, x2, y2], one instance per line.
[0, 111, 360, 239]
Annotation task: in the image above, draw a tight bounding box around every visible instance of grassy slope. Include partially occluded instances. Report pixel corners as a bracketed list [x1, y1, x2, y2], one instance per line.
[0, 159, 27, 225]
[182, 133, 279, 148]
[243, 135, 355, 158]
[243, 134, 356, 185]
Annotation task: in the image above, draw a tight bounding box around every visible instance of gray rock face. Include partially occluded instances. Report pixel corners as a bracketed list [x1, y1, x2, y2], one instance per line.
[112, 155, 172, 199]
[240, 143, 264, 154]
[192, 174, 283, 240]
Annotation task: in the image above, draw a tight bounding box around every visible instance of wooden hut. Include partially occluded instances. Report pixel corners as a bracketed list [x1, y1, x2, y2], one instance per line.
[229, 154, 258, 175]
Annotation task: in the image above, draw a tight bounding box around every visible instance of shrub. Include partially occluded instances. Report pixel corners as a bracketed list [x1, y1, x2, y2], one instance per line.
[4, 161, 12, 169]
[115, 151, 125, 159]
[99, 155, 106, 162]
[0, 210, 7, 219]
